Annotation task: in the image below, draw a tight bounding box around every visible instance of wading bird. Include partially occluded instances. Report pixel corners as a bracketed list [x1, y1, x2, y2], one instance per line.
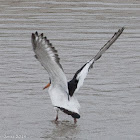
[31, 27, 124, 124]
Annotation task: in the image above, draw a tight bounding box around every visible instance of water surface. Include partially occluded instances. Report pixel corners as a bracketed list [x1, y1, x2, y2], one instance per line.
[0, 0, 140, 139]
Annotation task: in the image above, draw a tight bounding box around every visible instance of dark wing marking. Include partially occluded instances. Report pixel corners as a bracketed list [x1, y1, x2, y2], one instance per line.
[55, 106, 80, 119]
[32, 32, 63, 70]
[68, 27, 124, 96]
[68, 63, 86, 96]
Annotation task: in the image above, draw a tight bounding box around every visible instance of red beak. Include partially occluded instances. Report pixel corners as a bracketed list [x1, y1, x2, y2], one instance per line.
[43, 83, 50, 90]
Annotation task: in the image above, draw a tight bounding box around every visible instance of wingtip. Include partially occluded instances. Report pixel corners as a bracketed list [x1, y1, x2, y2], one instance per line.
[119, 27, 125, 33]
[40, 33, 44, 38]
[44, 36, 47, 40]
[122, 26, 125, 30]
[35, 31, 38, 36]
[32, 31, 39, 39]
[31, 33, 35, 40]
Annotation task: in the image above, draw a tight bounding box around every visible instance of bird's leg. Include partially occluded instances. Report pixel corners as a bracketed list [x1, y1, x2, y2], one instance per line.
[74, 118, 77, 124]
[55, 110, 59, 122]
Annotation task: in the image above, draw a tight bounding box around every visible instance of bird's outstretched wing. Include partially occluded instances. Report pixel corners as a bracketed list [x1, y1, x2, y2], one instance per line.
[68, 27, 124, 96]
[31, 32, 68, 93]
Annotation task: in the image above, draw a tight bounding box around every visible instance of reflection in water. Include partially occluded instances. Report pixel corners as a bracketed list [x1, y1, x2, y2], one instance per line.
[42, 121, 79, 139]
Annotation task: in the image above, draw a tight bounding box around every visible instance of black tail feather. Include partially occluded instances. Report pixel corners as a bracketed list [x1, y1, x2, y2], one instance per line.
[55, 106, 80, 119]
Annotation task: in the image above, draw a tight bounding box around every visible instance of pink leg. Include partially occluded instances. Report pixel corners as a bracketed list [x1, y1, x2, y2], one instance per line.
[74, 118, 77, 124]
[55, 110, 59, 122]
[55, 115, 58, 122]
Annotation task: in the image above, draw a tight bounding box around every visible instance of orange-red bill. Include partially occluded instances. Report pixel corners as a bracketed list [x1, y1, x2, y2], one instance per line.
[43, 83, 50, 90]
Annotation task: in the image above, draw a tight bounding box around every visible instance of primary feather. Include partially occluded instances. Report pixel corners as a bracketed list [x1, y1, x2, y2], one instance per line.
[31, 32, 68, 94]
[68, 27, 124, 96]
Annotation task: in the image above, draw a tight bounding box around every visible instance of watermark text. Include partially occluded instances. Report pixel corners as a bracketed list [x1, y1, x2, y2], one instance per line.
[0, 134, 26, 139]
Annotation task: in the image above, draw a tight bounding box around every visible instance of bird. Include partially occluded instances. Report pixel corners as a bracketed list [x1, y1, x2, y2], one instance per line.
[31, 27, 124, 124]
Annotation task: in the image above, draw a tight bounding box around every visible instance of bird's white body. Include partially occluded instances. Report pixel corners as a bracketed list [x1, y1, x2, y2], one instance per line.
[48, 84, 80, 114]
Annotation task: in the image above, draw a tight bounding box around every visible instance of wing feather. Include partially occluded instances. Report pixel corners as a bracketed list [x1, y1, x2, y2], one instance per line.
[31, 32, 68, 93]
[68, 27, 124, 96]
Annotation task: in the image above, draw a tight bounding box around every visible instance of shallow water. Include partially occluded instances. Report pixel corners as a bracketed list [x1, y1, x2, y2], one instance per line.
[0, 0, 140, 140]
